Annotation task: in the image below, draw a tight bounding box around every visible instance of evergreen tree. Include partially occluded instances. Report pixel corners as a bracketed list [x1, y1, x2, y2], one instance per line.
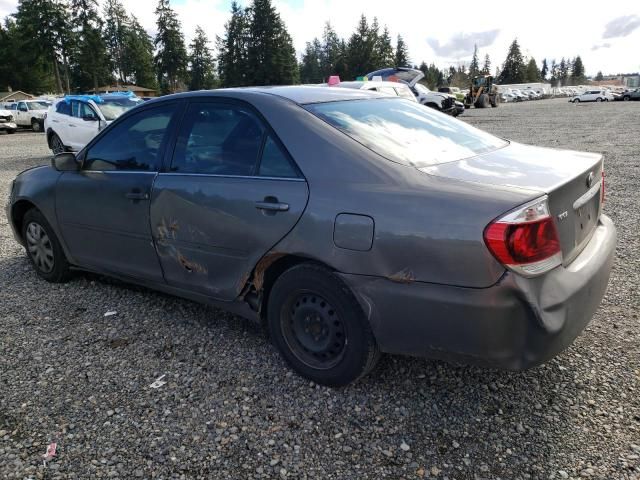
[123, 17, 157, 88]
[217, 1, 249, 87]
[346, 15, 377, 78]
[246, 0, 298, 85]
[525, 57, 540, 82]
[482, 54, 491, 75]
[540, 58, 548, 80]
[300, 38, 323, 83]
[394, 34, 409, 67]
[558, 57, 569, 86]
[71, 0, 112, 91]
[549, 59, 559, 86]
[319, 22, 345, 80]
[468, 44, 479, 77]
[595, 71, 604, 81]
[376, 26, 394, 68]
[154, 0, 187, 93]
[103, 0, 129, 83]
[498, 39, 526, 84]
[571, 56, 585, 84]
[188, 26, 216, 90]
[13, 0, 73, 92]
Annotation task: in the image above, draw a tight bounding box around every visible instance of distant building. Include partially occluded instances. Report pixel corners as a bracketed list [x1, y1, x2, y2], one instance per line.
[600, 74, 639, 89]
[0, 90, 35, 103]
[91, 84, 158, 97]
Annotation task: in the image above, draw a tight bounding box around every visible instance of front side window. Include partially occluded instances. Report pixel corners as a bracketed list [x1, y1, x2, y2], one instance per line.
[171, 103, 264, 176]
[78, 103, 97, 119]
[306, 98, 508, 167]
[84, 104, 175, 171]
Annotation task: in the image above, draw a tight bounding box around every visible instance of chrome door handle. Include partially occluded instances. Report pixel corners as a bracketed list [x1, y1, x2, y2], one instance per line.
[255, 201, 289, 212]
[125, 191, 149, 200]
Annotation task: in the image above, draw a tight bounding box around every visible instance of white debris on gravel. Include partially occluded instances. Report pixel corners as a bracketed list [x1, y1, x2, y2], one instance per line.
[0, 101, 639, 479]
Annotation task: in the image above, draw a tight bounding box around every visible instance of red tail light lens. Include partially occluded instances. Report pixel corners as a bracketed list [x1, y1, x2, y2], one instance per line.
[484, 197, 562, 277]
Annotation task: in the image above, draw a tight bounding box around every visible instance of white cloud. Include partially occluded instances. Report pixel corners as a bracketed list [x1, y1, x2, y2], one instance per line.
[1, 0, 639, 75]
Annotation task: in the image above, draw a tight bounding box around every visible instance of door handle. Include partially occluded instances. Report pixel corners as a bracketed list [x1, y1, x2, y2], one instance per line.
[255, 198, 289, 212]
[125, 191, 149, 201]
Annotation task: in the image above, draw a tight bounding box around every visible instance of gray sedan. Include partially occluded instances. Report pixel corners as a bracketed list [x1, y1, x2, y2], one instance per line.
[6, 87, 616, 386]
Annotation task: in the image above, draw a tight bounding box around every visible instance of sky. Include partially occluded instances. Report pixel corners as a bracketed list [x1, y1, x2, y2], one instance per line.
[2, 0, 639, 76]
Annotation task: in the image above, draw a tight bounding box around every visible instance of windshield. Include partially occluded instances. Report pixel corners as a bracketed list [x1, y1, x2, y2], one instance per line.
[27, 101, 49, 110]
[97, 97, 143, 121]
[306, 98, 508, 167]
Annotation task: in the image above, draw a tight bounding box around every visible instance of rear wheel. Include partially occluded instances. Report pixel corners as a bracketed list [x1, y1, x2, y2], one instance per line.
[623, 96, 630, 101]
[31, 119, 42, 132]
[490, 95, 499, 107]
[596, 97, 602, 103]
[7, 129, 16, 134]
[267, 264, 380, 387]
[574, 98, 580, 103]
[22, 209, 71, 283]
[50, 132, 65, 154]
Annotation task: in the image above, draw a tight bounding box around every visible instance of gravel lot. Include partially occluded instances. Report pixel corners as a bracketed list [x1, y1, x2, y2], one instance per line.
[1, 99, 638, 480]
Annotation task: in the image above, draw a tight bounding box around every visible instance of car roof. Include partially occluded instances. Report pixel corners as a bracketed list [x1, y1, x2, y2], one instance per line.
[159, 86, 382, 106]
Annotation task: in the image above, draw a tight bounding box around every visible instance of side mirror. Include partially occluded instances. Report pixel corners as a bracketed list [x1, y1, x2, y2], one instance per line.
[82, 115, 98, 122]
[51, 152, 80, 172]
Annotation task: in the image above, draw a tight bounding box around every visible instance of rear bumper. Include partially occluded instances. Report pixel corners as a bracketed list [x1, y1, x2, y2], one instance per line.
[339, 215, 616, 369]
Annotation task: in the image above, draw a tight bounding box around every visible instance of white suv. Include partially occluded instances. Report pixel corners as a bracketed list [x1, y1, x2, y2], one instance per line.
[45, 93, 143, 153]
[571, 90, 614, 103]
[4, 100, 50, 131]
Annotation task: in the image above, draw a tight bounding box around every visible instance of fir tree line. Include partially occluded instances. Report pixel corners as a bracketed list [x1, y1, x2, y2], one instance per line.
[0, 0, 590, 96]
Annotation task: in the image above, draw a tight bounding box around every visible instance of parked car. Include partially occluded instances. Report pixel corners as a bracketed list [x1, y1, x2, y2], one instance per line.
[365, 67, 459, 116]
[0, 108, 17, 134]
[570, 90, 613, 103]
[329, 79, 418, 102]
[4, 100, 50, 131]
[501, 92, 517, 103]
[45, 92, 143, 154]
[617, 88, 640, 101]
[438, 86, 466, 101]
[6, 87, 616, 386]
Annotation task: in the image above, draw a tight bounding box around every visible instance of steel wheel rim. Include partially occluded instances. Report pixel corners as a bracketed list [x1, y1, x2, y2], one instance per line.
[26, 221, 54, 273]
[51, 136, 64, 154]
[280, 291, 347, 370]
[32, 121, 41, 132]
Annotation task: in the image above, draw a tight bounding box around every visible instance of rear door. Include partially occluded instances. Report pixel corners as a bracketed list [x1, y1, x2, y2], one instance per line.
[150, 99, 309, 301]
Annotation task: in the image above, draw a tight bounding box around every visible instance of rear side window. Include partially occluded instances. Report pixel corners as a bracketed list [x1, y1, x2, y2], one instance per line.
[171, 103, 264, 176]
[84, 104, 175, 171]
[56, 101, 71, 116]
[258, 136, 298, 178]
[306, 98, 508, 167]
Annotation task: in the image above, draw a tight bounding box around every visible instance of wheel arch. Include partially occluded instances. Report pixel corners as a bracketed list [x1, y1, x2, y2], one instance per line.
[10, 199, 38, 245]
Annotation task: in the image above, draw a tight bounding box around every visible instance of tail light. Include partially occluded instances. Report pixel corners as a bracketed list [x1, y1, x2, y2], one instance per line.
[483, 197, 562, 277]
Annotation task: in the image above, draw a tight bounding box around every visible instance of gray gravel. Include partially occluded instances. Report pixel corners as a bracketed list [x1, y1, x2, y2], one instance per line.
[1, 99, 639, 479]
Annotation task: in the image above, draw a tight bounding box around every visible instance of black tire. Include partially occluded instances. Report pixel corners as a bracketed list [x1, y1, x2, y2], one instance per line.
[490, 95, 499, 108]
[267, 264, 380, 387]
[31, 119, 42, 132]
[574, 98, 580, 103]
[7, 129, 16, 134]
[623, 96, 630, 101]
[50, 132, 65, 154]
[596, 97, 602, 103]
[21, 209, 71, 283]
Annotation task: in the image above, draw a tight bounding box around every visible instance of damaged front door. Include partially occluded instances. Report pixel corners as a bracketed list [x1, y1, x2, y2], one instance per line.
[150, 100, 308, 301]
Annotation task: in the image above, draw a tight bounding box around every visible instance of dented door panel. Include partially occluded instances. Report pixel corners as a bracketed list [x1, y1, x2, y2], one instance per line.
[150, 174, 308, 301]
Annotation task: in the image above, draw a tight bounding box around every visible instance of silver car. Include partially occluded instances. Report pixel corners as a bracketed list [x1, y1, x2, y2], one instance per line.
[6, 87, 616, 386]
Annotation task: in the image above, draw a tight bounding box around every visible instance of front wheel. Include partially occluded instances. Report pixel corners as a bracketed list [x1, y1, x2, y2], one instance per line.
[574, 98, 580, 103]
[49, 132, 65, 154]
[596, 97, 602, 103]
[31, 120, 42, 132]
[7, 129, 16, 134]
[22, 209, 71, 283]
[267, 264, 380, 387]
[623, 96, 630, 101]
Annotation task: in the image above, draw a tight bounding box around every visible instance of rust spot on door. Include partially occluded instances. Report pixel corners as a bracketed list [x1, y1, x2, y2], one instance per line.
[388, 267, 415, 284]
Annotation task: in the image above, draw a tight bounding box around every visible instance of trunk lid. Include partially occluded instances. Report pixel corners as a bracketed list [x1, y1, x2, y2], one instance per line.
[365, 67, 425, 87]
[420, 142, 604, 265]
